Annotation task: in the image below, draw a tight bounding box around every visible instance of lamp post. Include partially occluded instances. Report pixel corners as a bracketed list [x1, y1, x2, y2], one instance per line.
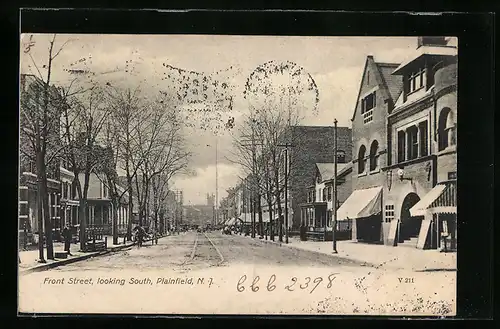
[332, 118, 338, 254]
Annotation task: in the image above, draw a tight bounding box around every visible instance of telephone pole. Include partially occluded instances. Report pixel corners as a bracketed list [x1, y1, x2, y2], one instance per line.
[215, 136, 219, 226]
[332, 118, 338, 253]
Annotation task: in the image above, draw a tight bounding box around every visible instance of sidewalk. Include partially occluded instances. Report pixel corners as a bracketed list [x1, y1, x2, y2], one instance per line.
[18, 235, 149, 275]
[244, 235, 456, 272]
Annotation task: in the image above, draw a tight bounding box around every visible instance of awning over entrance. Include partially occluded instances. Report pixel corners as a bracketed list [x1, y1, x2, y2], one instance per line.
[336, 186, 382, 221]
[410, 181, 457, 216]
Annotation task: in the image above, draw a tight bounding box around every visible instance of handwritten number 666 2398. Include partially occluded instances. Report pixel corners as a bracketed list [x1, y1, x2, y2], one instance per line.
[237, 274, 337, 294]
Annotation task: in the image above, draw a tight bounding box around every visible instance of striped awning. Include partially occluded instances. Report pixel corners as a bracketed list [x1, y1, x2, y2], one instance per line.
[409, 181, 456, 216]
[336, 186, 382, 221]
[429, 180, 456, 214]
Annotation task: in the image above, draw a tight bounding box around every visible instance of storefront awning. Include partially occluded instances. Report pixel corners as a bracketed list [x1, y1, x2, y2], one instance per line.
[410, 181, 456, 216]
[336, 186, 382, 221]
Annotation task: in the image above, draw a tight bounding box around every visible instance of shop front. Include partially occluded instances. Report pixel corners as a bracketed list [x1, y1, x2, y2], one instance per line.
[410, 179, 456, 251]
[336, 186, 383, 244]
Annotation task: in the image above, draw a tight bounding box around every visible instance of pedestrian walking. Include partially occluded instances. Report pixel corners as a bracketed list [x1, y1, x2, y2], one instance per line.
[62, 224, 73, 256]
[134, 225, 144, 248]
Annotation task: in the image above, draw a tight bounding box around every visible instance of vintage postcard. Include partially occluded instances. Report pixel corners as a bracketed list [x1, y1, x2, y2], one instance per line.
[18, 34, 457, 315]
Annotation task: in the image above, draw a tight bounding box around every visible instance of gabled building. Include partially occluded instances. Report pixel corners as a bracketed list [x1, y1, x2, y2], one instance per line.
[339, 37, 457, 251]
[337, 55, 404, 244]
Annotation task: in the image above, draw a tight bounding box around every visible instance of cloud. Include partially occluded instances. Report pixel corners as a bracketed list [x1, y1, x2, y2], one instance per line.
[20, 34, 419, 205]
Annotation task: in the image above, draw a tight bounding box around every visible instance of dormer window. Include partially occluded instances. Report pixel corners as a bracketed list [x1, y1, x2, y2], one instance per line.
[361, 92, 376, 124]
[408, 68, 426, 93]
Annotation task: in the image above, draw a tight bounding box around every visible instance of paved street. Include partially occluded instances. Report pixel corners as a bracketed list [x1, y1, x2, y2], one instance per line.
[19, 231, 456, 315]
[34, 231, 367, 274]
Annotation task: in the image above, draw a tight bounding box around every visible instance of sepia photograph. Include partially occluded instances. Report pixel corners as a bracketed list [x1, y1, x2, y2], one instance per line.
[18, 33, 458, 315]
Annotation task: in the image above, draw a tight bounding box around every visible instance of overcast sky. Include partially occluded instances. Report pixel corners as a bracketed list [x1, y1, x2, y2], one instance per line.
[20, 34, 422, 205]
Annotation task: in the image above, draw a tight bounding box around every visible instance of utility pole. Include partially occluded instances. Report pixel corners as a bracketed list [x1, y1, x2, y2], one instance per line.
[332, 118, 338, 254]
[215, 136, 219, 226]
[240, 124, 263, 239]
[277, 142, 294, 244]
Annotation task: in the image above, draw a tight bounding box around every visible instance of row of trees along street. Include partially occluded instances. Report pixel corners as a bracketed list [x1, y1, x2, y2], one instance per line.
[20, 34, 190, 262]
[228, 61, 319, 242]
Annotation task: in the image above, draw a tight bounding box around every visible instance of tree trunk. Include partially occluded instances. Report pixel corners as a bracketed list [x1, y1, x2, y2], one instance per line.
[40, 162, 54, 259]
[78, 199, 87, 251]
[126, 174, 134, 241]
[36, 174, 45, 262]
[267, 199, 274, 241]
[257, 193, 263, 238]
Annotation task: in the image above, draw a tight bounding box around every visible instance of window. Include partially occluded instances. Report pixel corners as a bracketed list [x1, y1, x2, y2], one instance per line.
[407, 125, 419, 161]
[361, 92, 376, 124]
[448, 172, 457, 180]
[418, 121, 429, 157]
[438, 108, 456, 151]
[322, 188, 327, 201]
[408, 68, 425, 93]
[327, 186, 332, 201]
[337, 150, 346, 163]
[385, 204, 395, 223]
[369, 140, 379, 171]
[358, 145, 366, 174]
[367, 71, 370, 84]
[71, 180, 77, 199]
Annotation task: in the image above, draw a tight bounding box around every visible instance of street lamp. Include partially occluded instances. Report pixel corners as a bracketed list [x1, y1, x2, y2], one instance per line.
[397, 168, 413, 182]
[332, 118, 338, 254]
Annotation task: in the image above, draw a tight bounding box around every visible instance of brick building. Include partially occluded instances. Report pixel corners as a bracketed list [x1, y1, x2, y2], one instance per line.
[264, 125, 352, 231]
[19, 74, 63, 247]
[337, 55, 404, 244]
[339, 36, 457, 250]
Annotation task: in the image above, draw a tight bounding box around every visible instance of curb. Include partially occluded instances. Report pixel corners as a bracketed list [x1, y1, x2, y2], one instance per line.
[20, 235, 168, 275]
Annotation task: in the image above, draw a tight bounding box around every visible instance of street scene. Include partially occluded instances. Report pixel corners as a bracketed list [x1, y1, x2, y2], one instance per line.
[19, 34, 457, 315]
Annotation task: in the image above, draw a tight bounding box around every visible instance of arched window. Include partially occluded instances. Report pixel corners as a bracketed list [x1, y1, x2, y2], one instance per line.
[438, 108, 456, 151]
[369, 140, 379, 171]
[358, 145, 366, 174]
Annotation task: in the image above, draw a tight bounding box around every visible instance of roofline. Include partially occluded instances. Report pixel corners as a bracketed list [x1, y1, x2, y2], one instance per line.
[350, 57, 395, 122]
[392, 46, 458, 75]
[374, 62, 400, 67]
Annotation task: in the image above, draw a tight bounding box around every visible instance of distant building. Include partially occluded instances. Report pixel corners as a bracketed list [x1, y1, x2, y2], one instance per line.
[267, 125, 353, 230]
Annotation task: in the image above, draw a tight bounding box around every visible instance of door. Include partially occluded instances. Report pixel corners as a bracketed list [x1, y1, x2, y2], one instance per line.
[399, 193, 423, 241]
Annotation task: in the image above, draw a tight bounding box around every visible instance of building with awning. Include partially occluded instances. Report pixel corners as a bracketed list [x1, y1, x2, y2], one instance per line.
[336, 186, 382, 221]
[336, 186, 383, 243]
[409, 181, 456, 216]
[408, 180, 457, 251]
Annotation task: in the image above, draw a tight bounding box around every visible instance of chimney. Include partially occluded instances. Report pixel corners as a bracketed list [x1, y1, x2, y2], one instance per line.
[417, 36, 448, 48]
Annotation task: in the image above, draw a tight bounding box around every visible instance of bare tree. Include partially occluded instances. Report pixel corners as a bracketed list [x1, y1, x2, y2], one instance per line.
[102, 85, 149, 241]
[20, 34, 73, 261]
[60, 82, 111, 251]
[134, 95, 190, 229]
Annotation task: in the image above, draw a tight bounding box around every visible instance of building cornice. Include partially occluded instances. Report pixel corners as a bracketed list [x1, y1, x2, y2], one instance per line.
[388, 94, 434, 124]
[434, 83, 457, 100]
[382, 154, 437, 171]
